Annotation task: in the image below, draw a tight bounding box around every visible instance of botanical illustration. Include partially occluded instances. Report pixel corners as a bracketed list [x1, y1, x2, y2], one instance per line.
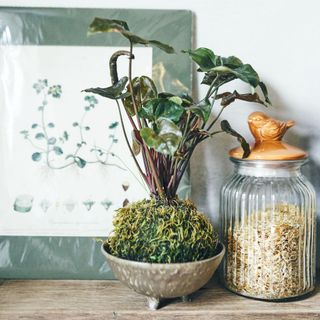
[16, 79, 134, 213]
[20, 79, 122, 171]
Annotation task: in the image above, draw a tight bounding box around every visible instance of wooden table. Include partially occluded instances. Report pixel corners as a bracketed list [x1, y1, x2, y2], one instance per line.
[0, 280, 319, 319]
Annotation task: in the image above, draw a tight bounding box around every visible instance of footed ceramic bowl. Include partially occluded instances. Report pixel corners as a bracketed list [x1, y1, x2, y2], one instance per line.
[101, 243, 225, 310]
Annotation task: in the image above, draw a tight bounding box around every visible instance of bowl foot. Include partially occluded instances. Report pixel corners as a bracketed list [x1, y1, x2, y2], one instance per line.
[181, 295, 191, 302]
[147, 297, 160, 310]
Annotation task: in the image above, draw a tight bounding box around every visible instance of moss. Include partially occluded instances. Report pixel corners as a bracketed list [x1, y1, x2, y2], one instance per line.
[105, 198, 219, 263]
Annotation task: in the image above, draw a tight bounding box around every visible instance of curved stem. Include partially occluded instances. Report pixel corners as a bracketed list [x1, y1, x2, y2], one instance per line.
[206, 106, 225, 132]
[26, 138, 46, 152]
[109, 50, 132, 84]
[205, 75, 219, 100]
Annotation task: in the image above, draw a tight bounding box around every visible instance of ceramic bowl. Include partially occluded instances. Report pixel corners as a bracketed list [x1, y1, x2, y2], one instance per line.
[101, 242, 225, 310]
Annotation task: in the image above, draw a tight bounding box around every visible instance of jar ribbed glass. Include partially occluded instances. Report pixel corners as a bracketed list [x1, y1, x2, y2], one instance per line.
[220, 158, 316, 300]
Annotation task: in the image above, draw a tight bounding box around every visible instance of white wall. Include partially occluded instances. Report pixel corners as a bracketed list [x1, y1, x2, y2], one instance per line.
[2, 0, 320, 227]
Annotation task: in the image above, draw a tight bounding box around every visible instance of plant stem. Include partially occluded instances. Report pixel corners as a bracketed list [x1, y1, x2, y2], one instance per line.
[128, 41, 142, 129]
[204, 75, 219, 100]
[206, 106, 225, 132]
[116, 100, 148, 185]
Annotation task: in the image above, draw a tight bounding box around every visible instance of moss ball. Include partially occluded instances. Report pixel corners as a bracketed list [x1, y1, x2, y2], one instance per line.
[105, 198, 219, 263]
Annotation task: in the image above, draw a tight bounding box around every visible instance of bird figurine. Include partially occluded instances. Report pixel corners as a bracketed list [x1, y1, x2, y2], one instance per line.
[229, 111, 306, 160]
[248, 112, 295, 142]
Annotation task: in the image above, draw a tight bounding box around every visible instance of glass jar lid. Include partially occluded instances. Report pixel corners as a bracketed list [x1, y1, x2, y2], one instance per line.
[230, 112, 307, 160]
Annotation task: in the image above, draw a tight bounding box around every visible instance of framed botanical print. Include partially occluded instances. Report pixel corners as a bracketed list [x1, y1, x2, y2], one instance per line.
[0, 7, 192, 279]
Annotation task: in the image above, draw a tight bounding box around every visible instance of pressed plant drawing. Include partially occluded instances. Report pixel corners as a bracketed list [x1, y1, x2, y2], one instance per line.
[16, 79, 138, 213]
[20, 79, 124, 171]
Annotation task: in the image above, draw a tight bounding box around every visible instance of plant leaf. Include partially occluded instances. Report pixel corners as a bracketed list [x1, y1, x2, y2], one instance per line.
[216, 90, 269, 108]
[258, 81, 271, 105]
[182, 48, 217, 71]
[220, 120, 250, 158]
[109, 121, 119, 129]
[139, 98, 185, 123]
[123, 76, 158, 115]
[88, 17, 175, 54]
[74, 157, 86, 168]
[48, 137, 57, 145]
[131, 130, 142, 156]
[212, 64, 260, 88]
[148, 40, 175, 54]
[201, 71, 236, 86]
[222, 56, 243, 68]
[31, 152, 42, 161]
[35, 133, 45, 140]
[188, 98, 212, 122]
[88, 17, 129, 34]
[83, 77, 129, 100]
[63, 131, 69, 141]
[53, 146, 63, 155]
[140, 119, 182, 156]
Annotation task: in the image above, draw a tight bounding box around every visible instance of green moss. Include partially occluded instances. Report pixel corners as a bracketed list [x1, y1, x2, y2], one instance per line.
[105, 198, 219, 263]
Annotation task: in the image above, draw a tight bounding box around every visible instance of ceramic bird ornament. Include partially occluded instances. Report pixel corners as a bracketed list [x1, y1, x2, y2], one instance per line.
[248, 112, 295, 142]
[229, 111, 307, 160]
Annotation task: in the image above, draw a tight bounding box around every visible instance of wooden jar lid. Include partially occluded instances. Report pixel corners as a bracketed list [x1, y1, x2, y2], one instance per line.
[230, 112, 307, 160]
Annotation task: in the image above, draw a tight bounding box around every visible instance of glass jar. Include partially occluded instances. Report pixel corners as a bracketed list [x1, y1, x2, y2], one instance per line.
[220, 112, 316, 301]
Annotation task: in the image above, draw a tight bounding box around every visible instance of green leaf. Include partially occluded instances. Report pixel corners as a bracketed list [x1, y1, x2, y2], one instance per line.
[47, 122, 55, 128]
[35, 133, 45, 140]
[140, 119, 182, 156]
[258, 81, 271, 105]
[188, 98, 212, 122]
[169, 96, 183, 105]
[201, 72, 236, 86]
[231, 64, 260, 88]
[182, 48, 217, 71]
[48, 137, 57, 145]
[88, 17, 175, 54]
[74, 157, 86, 168]
[185, 47, 261, 89]
[53, 146, 63, 155]
[180, 93, 194, 106]
[211, 64, 260, 88]
[83, 76, 129, 100]
[139, 98, 185, 123]
[73, 122, 78, 127]
[220, 120, 250, 158]
[222, 56, 243, 68]
[31, 152, 42, 161]
[123, 76, 158, 115]
[31, 124, 38, 129]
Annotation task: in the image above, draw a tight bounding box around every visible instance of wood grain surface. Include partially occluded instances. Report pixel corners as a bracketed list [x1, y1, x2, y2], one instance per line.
[0, 280, 319, 320]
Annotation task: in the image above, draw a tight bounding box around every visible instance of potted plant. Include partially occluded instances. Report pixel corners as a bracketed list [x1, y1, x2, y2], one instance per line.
[84, 18, 270, 310]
